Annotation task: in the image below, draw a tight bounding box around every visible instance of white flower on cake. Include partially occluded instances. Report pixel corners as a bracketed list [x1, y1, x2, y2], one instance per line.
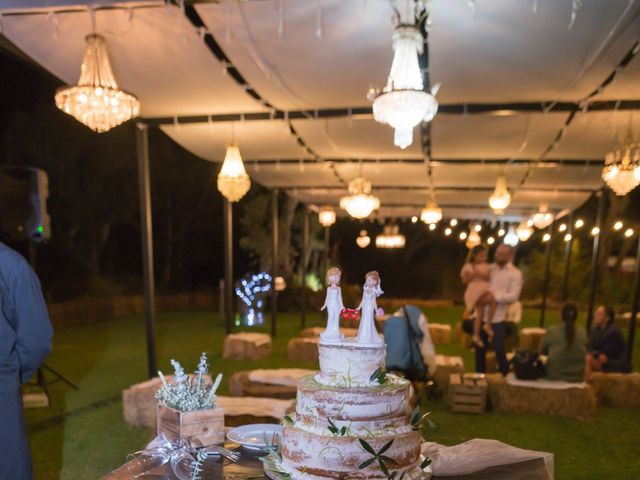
[320, 267, 345, 342]
[356, 270, 384, 344]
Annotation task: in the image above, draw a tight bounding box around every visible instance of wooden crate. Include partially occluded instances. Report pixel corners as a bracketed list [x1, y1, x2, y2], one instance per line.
[157, 405, 224, 447]
[448, 374, 488, 414]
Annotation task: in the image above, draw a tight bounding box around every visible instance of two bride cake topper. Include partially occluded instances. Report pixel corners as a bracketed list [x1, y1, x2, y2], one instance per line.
[320, 267, 384, 345]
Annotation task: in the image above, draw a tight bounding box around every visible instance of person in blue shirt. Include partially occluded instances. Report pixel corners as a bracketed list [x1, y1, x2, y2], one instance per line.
[0, 241, 52, 479]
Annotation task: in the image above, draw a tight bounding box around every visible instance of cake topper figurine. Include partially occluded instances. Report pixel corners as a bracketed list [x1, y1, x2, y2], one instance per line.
[320, 267, 345, 342]
[356, 270, 384, 344]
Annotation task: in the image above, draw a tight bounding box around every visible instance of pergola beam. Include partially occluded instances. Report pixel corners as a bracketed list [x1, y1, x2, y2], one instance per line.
[277, 185, 596, 193]
[143, 99, 640, 127]
[243, 158, 605, 166]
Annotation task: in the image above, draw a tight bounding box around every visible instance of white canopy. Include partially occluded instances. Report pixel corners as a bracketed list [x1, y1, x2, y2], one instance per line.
[1, 0, 639, 220]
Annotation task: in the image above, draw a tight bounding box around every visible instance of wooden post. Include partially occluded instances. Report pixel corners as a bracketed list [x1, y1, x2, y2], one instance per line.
[136, 122, 157, 379]
[223, 198, 233, 334]
[301, 207, 309, 330]
[271, 189, 279, 337]
[587, 191, 605, 333]
[628, 230, 640, 367]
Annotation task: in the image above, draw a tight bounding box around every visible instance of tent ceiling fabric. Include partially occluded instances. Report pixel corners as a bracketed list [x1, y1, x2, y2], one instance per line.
[1, 0, 639, 220]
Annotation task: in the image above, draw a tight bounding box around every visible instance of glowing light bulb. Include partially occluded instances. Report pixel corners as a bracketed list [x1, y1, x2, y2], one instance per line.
[429, 223, 436, 231]
[411, 216, 418, 223]
[564, 233, 572, 242]
[459, 232, 468, 240]
[625, 228, 634, 238]
[487, 237, 495, 245]
[591, 227, 600, 236]
[614, 221, 623, 231]
[574, 219, 584, 229]
[450, 219, 458, 227]
[444, 227, 452, 236]
[558, 224, 567, 233]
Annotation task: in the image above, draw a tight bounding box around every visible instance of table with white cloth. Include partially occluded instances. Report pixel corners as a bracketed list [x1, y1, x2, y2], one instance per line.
[103, 439, 553, 480]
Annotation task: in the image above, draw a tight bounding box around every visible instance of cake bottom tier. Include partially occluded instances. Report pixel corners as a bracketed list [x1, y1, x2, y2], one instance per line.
[281, 426, 423, 479]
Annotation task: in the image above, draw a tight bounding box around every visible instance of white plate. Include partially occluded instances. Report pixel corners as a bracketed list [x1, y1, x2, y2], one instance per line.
[226, 424, 283, 451]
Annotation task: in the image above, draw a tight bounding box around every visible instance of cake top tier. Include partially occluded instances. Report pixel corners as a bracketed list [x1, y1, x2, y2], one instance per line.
[316, 338, 386, 388]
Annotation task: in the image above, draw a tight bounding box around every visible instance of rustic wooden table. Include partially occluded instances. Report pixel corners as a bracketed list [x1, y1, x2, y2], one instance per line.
[103, 445, 551, 480]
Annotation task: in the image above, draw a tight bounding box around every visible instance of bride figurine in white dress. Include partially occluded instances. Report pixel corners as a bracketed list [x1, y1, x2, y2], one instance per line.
[320, 267, 345, 342]
[356, 271, 384, 344]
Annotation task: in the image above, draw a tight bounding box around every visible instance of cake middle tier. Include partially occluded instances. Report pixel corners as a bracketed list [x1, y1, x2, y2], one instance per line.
[296, 374, 411, 420]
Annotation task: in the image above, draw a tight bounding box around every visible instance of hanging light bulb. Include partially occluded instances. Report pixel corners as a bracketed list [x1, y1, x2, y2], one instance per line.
[466, 230, 481, 249]
[459, 231, 468, 240]
[411, 216, 418, 223]
[428, 223, 437, 231]
[532, 204, 554, 229]
[498, 228, 506, 237]
[356, 229, 371, 248]
[614, 221, 624, 231]
[450, 219, 458, 227]
[625, 228, 634, 238]
[564, 233, 572, 242]
[218, 145, 251, 201]
[488, 175, 511, 212]
[370, 0, 438, 148]
[591, 226, 600, 236]
[339, 177, 380, 219]
[574, 219, 584, 229]
[55, 34, 140, 132]
[487, 236, 495, 245]
[444, 227, 452, 236]
[504, 226, 519, 246]
[318, 206, 336, 227]
[420, 195, 443, 224]
[474, 224, 482, 232]
[542, 233, 551, 242]
[558, 223, 567, 233]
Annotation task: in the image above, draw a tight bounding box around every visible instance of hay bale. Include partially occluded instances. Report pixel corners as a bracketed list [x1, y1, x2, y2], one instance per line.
[299, 327, 360, 338]
[229, 370, 297, 399]
[486, 374, 596, 420]
[123, 376, 164, 428]
[287, 337, 320, 364]
[519, 327, 547, 352]
[222, 332, 272, 361]
[433, 355, 465, 392]
[429, 323, 452, 345]
[591, 372, 640, 408]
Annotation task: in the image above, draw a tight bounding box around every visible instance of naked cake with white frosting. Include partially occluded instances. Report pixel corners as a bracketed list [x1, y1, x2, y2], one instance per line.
[267, 338, 428, 480]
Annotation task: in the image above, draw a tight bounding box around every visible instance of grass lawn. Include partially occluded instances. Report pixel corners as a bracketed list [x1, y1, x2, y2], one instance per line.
[25, 306, 640, 479]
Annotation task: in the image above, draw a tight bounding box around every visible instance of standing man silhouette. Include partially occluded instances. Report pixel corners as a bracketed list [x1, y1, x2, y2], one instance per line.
[0, 241, 52, 479]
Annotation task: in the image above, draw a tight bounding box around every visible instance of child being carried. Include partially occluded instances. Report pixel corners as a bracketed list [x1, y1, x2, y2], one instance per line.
[460, 245, 496, 348]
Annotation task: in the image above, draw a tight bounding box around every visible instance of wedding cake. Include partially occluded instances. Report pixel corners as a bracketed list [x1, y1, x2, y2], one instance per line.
[265, 270, 428, 480]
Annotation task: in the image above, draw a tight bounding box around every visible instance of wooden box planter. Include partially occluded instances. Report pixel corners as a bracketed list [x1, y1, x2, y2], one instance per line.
[157, 405, 224, 448]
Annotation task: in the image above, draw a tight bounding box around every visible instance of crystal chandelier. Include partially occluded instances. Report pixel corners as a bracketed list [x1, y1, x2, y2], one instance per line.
[356, 230, 371, 248]
[318, 206, 336, 227]
[602, 138, 640, 196]
[339, 177, 380, 219]
[55, 34, 140, 133]
[420, 195, 443, 224]
[217, 145, 251, 202]
[376, 224, 406, 248]
[370, 0, 438, 149]
[488, 175, 511, 213]
[516, 220, 534, 241]
[532, 204, 554, 229]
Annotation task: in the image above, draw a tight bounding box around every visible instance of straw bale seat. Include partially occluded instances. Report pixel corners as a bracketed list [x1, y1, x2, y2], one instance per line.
[229, 368, 314, 399]
[486, 373, 596, 420]
[519, 327, 547, 352]
[428, 323, 452, 344]
[433, 355, 465, 392]
[591, 372, 640, 408]
[222, 332, 272, 361]
[287, 337, 320, 364]
[299, 326, 360, 338]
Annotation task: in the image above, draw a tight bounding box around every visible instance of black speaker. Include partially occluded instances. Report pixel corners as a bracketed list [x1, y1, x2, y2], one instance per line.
[0, 166, 51, 242]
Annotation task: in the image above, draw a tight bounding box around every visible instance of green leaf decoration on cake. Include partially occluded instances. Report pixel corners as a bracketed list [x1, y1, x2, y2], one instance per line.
[358, 438, 399, 479]
[369, 367, 388, 384]
[327, 417, 350, 436]
[420, 457, 432, 469]
[410, 406, 435, 439]
[282, 415, 294, 426]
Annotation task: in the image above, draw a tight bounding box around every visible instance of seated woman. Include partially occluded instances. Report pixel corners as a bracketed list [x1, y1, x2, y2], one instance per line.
[540, 303, 587, 382]
[585, 305, 631, 380]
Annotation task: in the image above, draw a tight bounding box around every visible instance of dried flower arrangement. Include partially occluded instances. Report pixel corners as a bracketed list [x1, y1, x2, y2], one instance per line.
[156, 353, 223, 412]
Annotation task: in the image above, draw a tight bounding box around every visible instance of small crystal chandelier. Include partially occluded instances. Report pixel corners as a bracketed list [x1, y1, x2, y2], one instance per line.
[532, 204, 554, 229]
[55, 34, 140, 133]
[465, 230, 481, 249]
[602, 135, 640, 196]
[339, 177, 380, 219]
[356, 230, 371, 248]
[503, 225, 519, 246]
[488, 175, 511, 213]
[420, 195, 443, 224]
[369, 0, 438, 149]
[318, 206, 336, 227]
[217, 145, 251, 202]
[376, 224, 406, 248]
[516, 220, 534, 241]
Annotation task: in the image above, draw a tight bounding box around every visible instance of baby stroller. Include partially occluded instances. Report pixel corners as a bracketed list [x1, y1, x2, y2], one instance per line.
[384, 305, 441, 400]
